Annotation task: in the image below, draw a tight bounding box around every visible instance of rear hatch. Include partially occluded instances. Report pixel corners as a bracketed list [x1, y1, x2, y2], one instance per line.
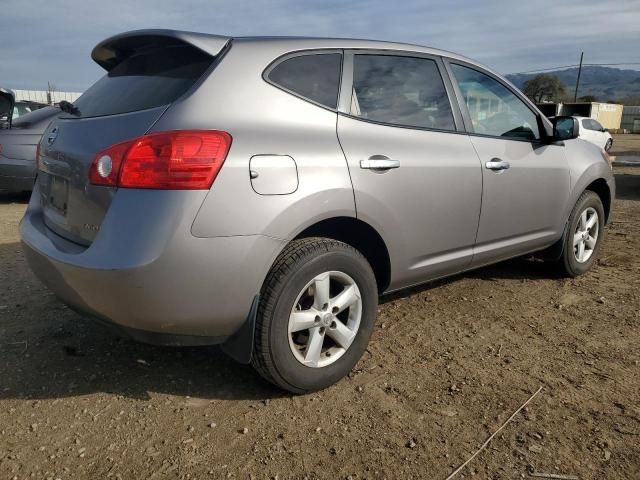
[37, 30, 229, 245]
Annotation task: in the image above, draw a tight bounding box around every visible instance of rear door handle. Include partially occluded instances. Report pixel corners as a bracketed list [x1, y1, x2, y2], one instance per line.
[485, 158, 510, 171]
[360, 156, 400, 170]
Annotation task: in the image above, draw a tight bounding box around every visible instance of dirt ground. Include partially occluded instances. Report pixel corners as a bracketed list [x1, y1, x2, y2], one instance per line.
[611, 134, 640, 156]
[1, 168, 639, 480]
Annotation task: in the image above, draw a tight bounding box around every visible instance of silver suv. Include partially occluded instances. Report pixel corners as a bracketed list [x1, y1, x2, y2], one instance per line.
[21, 30, 614, 393]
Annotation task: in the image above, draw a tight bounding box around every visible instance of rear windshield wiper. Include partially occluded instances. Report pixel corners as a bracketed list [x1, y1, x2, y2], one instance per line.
[58, 100, 81, 116]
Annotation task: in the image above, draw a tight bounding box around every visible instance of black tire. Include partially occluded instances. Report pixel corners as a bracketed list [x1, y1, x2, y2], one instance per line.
[556, 190, 605, 277]
[605, 139, 613, 152]
[251, 237, 378, 393]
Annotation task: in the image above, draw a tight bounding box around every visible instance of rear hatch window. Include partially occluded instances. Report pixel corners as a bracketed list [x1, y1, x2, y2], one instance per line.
[38, 41, 218, 245]
[66, 45, 212, 119]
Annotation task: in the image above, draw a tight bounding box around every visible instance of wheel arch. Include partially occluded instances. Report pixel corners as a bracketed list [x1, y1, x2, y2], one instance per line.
[293, 216, 391, 293]
[543, 178, 612, 262]
[585, 178, 612, 224]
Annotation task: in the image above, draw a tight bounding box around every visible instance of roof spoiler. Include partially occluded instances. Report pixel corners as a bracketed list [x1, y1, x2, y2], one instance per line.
[91, 29, 231, 71]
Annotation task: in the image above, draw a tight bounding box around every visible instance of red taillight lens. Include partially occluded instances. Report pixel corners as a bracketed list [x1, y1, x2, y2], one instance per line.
[89, 130, 232, 190]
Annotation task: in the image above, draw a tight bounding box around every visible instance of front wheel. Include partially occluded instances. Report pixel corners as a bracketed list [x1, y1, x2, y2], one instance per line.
[556, 190, 605, 277]
[605, 138, 613, 152]
[251, 238, 378, 393]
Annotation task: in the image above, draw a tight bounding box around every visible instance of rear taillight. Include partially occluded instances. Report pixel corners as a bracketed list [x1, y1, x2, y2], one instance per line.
[89, 130, 232, 190]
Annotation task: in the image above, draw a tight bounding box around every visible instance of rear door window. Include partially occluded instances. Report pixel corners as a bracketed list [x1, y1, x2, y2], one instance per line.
[267, 53, 342, 109]
[350, 54, 455, 131]
[582, 119, 604, 131]
[70, 45, 214, 118]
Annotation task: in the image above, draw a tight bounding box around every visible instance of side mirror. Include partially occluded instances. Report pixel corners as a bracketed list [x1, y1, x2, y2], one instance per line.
[552, 116, 579, 141]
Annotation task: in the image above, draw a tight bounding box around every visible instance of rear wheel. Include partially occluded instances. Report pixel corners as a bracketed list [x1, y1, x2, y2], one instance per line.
[251, 238, 378, 393]
[556, 191, 605, 277]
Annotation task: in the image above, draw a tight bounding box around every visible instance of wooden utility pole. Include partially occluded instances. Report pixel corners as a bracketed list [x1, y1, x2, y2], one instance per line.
[573, 52, 584, 102]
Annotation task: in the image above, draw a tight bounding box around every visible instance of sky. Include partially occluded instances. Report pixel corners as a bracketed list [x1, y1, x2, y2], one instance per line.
[1, 0, 639, 92]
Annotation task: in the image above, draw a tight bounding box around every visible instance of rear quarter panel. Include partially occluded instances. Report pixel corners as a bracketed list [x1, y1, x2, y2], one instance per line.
[0, 129, 42, 161]
[0, 128, 43, 190]
[150, 41, 355, 240]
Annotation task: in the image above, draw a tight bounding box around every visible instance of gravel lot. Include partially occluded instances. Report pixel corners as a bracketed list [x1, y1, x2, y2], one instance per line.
[1, 167, 638, 479]
[611, 134, 640, 157]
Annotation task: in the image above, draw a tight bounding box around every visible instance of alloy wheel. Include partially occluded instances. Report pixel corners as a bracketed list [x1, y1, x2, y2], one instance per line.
[288, 271, 362, 368]
[573, 207, 599, 263]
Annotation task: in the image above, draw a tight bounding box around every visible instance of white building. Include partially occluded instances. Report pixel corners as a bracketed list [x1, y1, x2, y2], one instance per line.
[13, 89, 82, 105]
[621, 106, 640, 133]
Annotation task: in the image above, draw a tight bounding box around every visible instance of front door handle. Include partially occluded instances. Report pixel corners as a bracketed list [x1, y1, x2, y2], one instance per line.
[360, 155, 400, 170]
[485, 158, 510, 171]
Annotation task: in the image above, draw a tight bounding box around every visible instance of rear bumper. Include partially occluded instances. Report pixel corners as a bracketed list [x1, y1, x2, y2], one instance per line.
[0, 156, 36, 192]
[20, 185, 285, 342]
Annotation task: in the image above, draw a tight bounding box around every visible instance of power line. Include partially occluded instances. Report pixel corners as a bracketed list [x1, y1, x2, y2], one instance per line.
[509, 64, 579, 75]
[508, 61, 640, 76]
[583, 62, 640, 67]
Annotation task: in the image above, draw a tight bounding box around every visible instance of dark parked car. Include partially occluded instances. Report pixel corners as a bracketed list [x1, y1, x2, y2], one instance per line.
[0, 106, 59, 193]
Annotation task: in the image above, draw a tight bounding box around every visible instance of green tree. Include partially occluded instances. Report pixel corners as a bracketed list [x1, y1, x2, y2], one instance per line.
[522, 74, 567, 103]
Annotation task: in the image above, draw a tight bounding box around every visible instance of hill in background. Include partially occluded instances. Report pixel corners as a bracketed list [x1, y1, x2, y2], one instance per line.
[507, 66, 640, 103]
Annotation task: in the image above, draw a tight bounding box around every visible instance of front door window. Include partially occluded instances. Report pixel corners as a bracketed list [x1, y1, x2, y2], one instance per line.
[451, 64, 540, 141]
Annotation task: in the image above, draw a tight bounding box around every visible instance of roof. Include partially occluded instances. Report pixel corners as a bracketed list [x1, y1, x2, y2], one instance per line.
[235, 35, 468, 59]
[91, 29, 498, 78]
[235, 35, 498, 73]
